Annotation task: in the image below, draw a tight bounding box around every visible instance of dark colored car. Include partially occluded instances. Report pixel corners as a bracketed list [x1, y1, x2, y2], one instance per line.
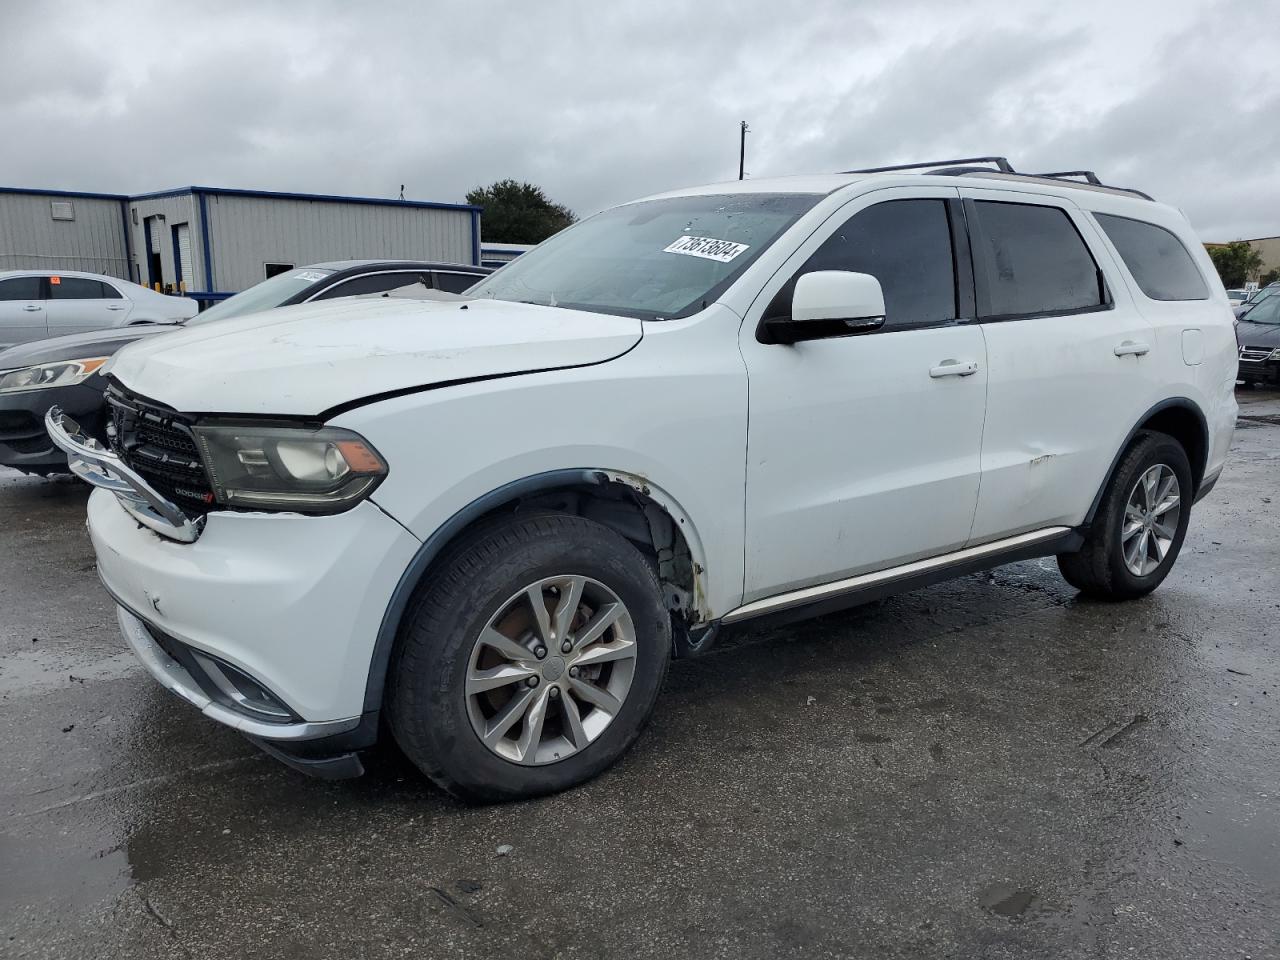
[1235, 283, 1278, 320]
[1236, 291, 1280, 387]
[0, 260, 490, 474]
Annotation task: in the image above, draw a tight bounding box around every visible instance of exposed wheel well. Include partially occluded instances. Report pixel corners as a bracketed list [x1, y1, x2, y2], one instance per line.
[458, 478, 702, 624]
[365, 473, 707, 715]
[1138, 404, 1207, 493]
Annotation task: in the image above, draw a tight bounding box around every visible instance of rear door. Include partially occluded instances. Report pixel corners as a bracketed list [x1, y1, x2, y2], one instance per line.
[44, 276, 132, 337]
[960, 188, 1161, 541]
[0, 275, 48, 347]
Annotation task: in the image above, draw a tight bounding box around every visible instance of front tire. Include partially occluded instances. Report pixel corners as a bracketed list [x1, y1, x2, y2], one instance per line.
[1057, 430, 1193, 600]
[387, 512, 670, 802]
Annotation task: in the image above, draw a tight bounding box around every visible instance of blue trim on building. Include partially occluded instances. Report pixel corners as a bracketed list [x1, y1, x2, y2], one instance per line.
[470, 209, 482, 266]
[0, 186, 128, 201]
[141, 217, 155, 288]
[197, 191, 214, 293]
[131, 185, 482, 213]
[118, 198, 133, 283]
[170, 223, 183, 291]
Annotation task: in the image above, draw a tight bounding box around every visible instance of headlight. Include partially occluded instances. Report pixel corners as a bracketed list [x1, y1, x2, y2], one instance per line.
[0, 357, 110, 394]
[1270, 348, 1280, 360]
[192, 423, 388, 513]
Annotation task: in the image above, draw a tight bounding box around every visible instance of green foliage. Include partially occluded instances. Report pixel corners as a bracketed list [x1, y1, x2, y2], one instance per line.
[1260, 267, 1280, 286]
[466, 180, 576, 244]
[1205, 241, 1264, 288]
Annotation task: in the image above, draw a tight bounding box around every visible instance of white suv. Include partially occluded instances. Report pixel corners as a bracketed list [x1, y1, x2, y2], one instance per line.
[50, 159, 1238, 801]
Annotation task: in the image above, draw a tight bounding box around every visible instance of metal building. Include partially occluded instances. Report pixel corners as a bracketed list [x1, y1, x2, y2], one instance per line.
[1, 184, 482, 302]
[480, 242, 534, 268]
[0, 188, 131, 279]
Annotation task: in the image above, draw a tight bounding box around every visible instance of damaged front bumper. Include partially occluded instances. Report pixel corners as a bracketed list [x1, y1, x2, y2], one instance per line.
[45, 405, 204, 542]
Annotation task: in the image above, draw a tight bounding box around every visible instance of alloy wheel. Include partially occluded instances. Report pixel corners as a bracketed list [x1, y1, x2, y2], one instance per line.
[465, 575, 637, 765]
[1121, 463, 1181, 577]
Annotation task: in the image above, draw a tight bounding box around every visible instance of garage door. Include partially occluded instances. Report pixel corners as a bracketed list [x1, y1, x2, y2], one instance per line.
[174, 223, 193, 292]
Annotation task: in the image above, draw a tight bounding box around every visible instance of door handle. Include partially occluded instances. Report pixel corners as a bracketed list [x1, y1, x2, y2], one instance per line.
[106, 304, 126, 311]
[1113, 340, 1150, 357]
[23, 304, 41, 312]
[929, 359, 980, 378]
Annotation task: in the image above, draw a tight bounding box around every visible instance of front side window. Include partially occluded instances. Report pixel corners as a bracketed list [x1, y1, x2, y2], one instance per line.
[313, 272, 429, 300]
[1094, 213, 1208, 301]
[468, 193, 821, 321]
[49, 276, 110, 300]
[0, 276, 42, 300]
[768, 198, 957, 330]
[970, 201, 1106, 318]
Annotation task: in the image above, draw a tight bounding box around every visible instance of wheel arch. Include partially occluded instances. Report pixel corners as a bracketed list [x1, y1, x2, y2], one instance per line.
[362, 468, 712, 715]
[1084, 397, 1209, 526]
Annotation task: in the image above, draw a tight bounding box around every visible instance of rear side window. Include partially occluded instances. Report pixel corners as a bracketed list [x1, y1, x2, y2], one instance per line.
[49, 276, 113, 299]
[1094, 214, 1208, 301]
[0, 276, 42, 300]
[970, 201, 1105, 318]
[313, 272, 428, 300]
[772, 198, 957, 330]
[434, 271, 481, 294]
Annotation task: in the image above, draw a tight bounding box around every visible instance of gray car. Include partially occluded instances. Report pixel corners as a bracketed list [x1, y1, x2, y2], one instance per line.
[0, 260, 489, 474]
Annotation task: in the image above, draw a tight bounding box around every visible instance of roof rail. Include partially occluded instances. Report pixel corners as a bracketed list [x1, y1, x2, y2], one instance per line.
[839, 156, 1014, 174]
[838, 156, 1154, 201]
[1034, 170, 1103, 185]
[1029, 170, 1154, 201]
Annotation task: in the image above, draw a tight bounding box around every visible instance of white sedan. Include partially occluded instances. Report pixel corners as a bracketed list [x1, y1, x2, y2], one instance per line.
[0, 270, 198, 349]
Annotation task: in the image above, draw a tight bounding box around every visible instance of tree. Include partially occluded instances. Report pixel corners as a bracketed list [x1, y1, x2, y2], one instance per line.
[1260, 267, 1280, 286]
[1205, 241, 1263, 288]
[466, 180, 576, 244]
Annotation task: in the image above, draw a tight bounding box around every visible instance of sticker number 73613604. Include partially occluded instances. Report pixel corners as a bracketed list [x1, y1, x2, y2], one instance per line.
[662, 235, 750, 263]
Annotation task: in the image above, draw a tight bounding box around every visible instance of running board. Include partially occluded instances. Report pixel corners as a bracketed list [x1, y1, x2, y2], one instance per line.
[721, 526, 1080, 627]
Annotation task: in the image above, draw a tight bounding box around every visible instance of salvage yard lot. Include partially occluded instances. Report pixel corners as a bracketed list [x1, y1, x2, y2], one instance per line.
[3, 391, 1278, 960]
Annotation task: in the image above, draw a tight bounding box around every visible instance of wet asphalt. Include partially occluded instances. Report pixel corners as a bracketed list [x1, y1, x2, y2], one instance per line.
[2, 390, 1278, 960]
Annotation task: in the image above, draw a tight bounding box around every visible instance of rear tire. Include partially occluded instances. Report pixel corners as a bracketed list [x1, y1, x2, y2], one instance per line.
[387, 512, 670, 802]
[1057, 430, 1192, 600]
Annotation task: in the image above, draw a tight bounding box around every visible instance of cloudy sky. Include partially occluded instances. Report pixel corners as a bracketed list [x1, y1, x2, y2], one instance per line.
[2, 0, 1276, 240]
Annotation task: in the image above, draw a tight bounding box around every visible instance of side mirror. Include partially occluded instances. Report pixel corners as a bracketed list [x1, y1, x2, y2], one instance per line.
[761, 271, 886, 344]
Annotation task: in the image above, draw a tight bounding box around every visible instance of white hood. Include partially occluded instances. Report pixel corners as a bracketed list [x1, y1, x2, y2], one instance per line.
[107, 296, 643, 416]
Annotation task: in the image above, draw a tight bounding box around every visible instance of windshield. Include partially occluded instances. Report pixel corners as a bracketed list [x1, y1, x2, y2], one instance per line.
[1243, 294, 1280, 324]
[189, 268, 336, 326]
[1241, 288, 1276, 316]
[467, 193, 821, 320]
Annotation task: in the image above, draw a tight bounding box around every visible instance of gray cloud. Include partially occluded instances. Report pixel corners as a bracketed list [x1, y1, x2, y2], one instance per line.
[1, 0, 1274, 240]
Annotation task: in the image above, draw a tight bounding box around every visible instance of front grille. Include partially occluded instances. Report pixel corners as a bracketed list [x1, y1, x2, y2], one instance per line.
[1240, 346, 1274, 363]
[106, 386, 217, 515]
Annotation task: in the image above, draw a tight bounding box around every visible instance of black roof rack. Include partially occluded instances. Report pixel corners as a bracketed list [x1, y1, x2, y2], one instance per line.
[839, 156, 1154, 201]
[840, 156, 1014, 174]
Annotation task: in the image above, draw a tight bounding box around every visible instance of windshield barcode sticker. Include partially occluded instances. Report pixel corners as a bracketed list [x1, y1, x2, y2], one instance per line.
[663, 235, 750, 263]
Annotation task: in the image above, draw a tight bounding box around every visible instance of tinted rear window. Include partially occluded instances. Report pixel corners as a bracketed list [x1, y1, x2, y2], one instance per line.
[971, 201, 1105, 318]
[49, 277, 113, 299]
[1094, 214, 1208, 301]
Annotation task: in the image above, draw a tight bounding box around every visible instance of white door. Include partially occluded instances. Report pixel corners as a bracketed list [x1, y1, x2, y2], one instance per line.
[175, 223, 193, 293]
[959, 188, 1161, 541]
[44, 275, 132, 337]
[0, 275, 48, 347]
[739, 188, 988, 603]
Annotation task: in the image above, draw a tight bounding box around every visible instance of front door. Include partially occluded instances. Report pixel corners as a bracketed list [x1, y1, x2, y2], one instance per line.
[44, 275, 132, 337]
[0, 275, 48, 347]
[739, 187, 988, 603]
[958, 188, 1162, 542]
